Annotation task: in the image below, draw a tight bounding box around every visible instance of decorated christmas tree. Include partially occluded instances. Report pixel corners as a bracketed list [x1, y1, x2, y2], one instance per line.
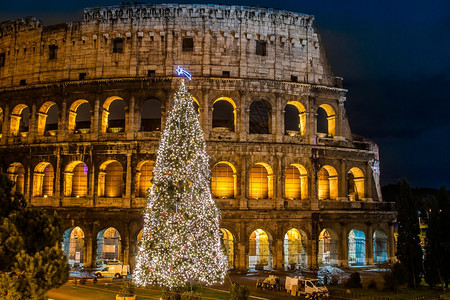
[133, 77, 227, 290]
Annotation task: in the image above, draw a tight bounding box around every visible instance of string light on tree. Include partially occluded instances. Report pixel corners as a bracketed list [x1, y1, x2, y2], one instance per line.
[133, 71, 227, 290]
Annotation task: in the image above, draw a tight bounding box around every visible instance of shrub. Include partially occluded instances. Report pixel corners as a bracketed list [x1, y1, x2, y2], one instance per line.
[230, 282, 250, 300]
[368, 279, 377, 290]
[345, 272, 362, 288]
[383, 262, 408, 291]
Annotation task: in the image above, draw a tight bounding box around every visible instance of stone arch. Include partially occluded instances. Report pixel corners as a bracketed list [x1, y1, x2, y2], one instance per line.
[102, 96, 125, 133]
[96, 227, 121, 264]
[32, 162, 54, 197]
[318, 228, 339, 266]
[98, 160, 123, 197]
[135, 160, 154, 197]
[348, 229, 366, 266]
[212, 97, 236, 132]
[68, 99, 91, 133]
[373, 229, 387, 264]
[62, 226, 85, 266]
[7, 162, 26, 194]
[285, 164, 308, 200]
[284, 228, 308, 269]
[248, 228, 273, 270]
[318, 165, 338, 200]
[192, 96, 200, 115]
[348, 167, 365, 201]
[64, 161, 88, 197]
[37, 101, 58, 136]
[10, 104, 29, 136]
[249, 99, 271, 134]
[221, 228, 235, 269]
[285, 101, 306, 136]
[211, 161, 237, 199]
[317, 104, 336, 137]
[139, 99, 161, 131]
[249, 162, 273, 199]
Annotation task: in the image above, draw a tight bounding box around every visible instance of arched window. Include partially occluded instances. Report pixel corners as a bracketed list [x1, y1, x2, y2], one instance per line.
[10, 104, 29, 136]
[249, 229, 272, 270]
[249, 163, 273, 199]
[348, 167, 365, 201]
[7, 162, 25, 194]
[373, 230, 387, 264]
[68, 100, 91, 133]
[318, 165, 338, 200]
[249, 100, 270, 134]
[317, 104, 336, 137]
[211, 162, 236, 198]
[98, 161, 123, 197]
[97, 227, 121, 264]
[136, 160, 154, 197]
[140, 99, 161, 131]
[284, 228, 307, 269]
[285, 164, 308, 200]
[33, 162, 54, 197]
[62, 226, 85, 266]
[102, 97, 125, 133]
[64, 161, 88, 197]
[213, 98, 235, 132]
[285, 101, 306, 136]
[221, 228, 234, 269]
[348, 229, 366, 266]
[318, 229, 338, 266]
[37, 101, 58, 136]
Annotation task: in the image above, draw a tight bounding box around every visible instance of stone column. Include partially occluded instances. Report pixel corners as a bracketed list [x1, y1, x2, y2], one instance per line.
[2, 104, 9, 137]
[366, 224, 374, 265]
[388, 223, 396, 261]
[92, 95, 100, 139]
[338, 159, 347, 201]
[126, 94, 135, 138]
[238, 92, 248, 141]
[274, 93, 283, 143]
[29, 103, 36, 141]
[335, 96, 346, 140]
[58, 100, 67, 141]
[310, 213, 319, 270]
[125, 152, 132, 207]
[275, 154, 284, 210]
[239, 155, 248, 210]
[365, 163, 373, 201]
[338, 226, 348, 267]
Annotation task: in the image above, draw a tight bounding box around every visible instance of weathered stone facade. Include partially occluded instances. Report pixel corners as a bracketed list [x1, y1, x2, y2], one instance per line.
[0, 4, 395, 271]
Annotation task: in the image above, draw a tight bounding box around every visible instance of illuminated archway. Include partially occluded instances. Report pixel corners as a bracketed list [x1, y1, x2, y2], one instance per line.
[221, 228, 235, 269]
[192, 97, 200, 115]
[62, 226, 85, 266]
[283, 228, 307, 269]
[285, 101, 306, 136]
[317, 104, 336, 137]
[348, 229, 366, 266]
[98, 160, 123, 197]
[318, 229, 338, 266]
[102, 96, 125, 133]
[285, 164, 308, 200]
[10, 104, 29, 136]
[248, 229, 272, 270]
[136, 160, 154, 197]
[96, 227, 121, 264]
[33, 162, 54, 196]
[373, 230, 387, 264]
[37, 101, 58, 136]
[64, 161, 88, 197]
[249, 163, 273, 199]
[318, 165, 338, 200]
[211, 162, 236, 198]
[7, 162, 25, 194]
[68, 100, 91, 133]
[348, 167, 364, 201]
[213, 97, 236, 132]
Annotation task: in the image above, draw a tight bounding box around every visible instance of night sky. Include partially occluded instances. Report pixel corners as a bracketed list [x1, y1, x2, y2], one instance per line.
[1, 0, 449, 188]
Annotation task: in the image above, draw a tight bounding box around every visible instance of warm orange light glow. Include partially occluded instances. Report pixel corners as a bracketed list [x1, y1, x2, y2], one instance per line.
[319, 104, 336, 137]
[286, 101, 306, 136]
[136, 161, 154, 197]
[348, 167, 364, 201]
[221, 228, 234, 268]
[211, 162, 236, 198]
[318, 165, 338, 200]
[249, 163, 273, 199]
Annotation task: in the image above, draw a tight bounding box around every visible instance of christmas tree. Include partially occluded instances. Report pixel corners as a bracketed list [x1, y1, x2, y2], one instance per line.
[133, 78, 227, 290]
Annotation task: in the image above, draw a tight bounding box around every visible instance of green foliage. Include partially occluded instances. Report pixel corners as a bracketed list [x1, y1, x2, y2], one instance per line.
[230, 282, 250, 300]
[395, 178, 423, 288]
[383, 262, 408, 291]
[119, 280, 135, 296]
[0, 174, 69, 299]
[345, 272, 362, 288]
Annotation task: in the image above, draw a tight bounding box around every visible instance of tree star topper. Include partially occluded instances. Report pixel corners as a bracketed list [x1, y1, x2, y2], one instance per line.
[176, 66, 192, 80]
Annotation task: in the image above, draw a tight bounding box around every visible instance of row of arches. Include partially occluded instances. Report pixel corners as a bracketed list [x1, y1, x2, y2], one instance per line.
[2, 96, 338, 138]
[7, 160, 365, 200]
[62, 226, 388, 269]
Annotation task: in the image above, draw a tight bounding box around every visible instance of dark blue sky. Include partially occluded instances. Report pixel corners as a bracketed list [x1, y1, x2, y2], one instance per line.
[1, 0, 449, 188]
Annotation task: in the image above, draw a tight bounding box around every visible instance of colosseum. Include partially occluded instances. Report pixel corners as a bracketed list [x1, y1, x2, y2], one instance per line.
[0, 3, 396, 272]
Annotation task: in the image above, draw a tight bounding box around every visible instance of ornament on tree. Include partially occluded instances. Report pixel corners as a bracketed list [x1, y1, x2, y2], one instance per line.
[133, 76, 227, 290]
